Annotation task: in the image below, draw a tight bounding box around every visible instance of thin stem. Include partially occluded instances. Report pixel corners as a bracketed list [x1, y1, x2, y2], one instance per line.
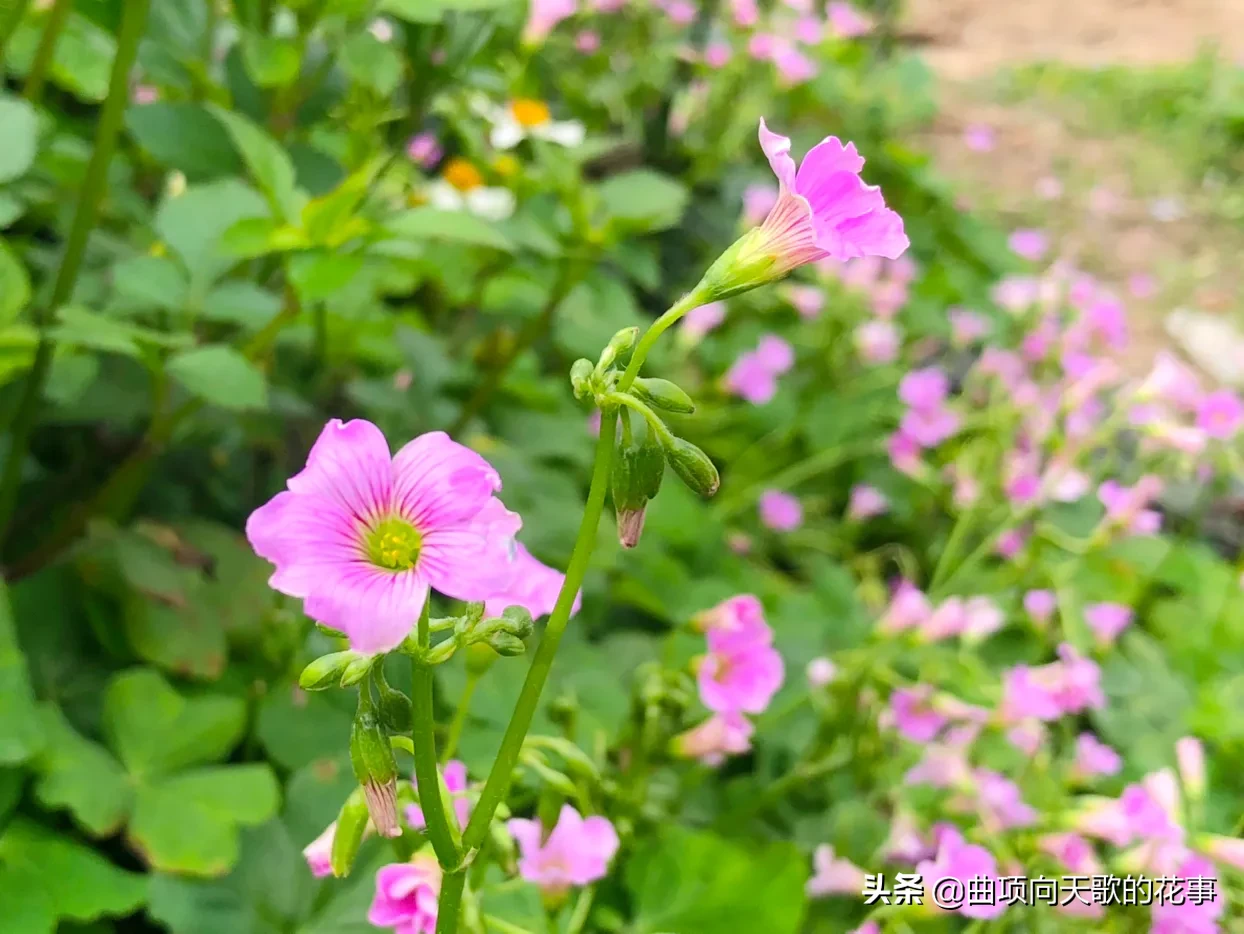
[0, 0, 152, 545]
[483, 915, 534, 934]
[565, 886, 595, 934]
[616, 290, 705, 393]
[441, 673, 477, 763]
[21, 0, 71, 104]
[412, 600, 464, 870]
[0, 0, 32, 73]
[435, 868, 467, 934]
[461, 410, 618, 852]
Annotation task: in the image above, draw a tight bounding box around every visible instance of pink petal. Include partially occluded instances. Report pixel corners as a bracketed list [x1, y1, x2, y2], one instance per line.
[304, 566, 429, 654]
[758, 117, 797, 192]
[507, 817, 545, 857]
[391, 431, 502, 530]
[286, 419, 393, 523]
[443, 760, 467, 792]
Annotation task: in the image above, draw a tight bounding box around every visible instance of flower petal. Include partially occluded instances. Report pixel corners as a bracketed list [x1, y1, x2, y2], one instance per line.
[507, 817, 544, 857]
[490, 117, 525, 150]
[247, 491, 363, 598]
[286, 419, 394, 524]
[391, 431, 502, 531]
[758, 117, 797, 192]
[304, 566, 429, 654]
[419, 497, 522, 600]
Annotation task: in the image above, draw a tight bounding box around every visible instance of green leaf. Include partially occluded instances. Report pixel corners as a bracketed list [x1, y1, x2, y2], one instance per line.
[122, 588, 229, 682]
[339, 32, 402, 96]
[49, 306, 189, 357]
[103, 668, 247, 777]
[0, 819, 147, 927]
[287, 250, 365, 302]
[167, 346, 269, 411]
[200, 281, 282, 329]
[0, 192, 25, 228]
[8, 13, 116, 102]
[376, 0, 443, 20]
[628, 827, 807, 934]
[112, 255, 189, 312]
[256, 686, 353, 771]
[207, 105, 300, 222]
[0, 322, 37, 387]
[0, 580, 41, 765]
[385, 207, 514, 251]
[0, 240, 31, 323]
[32, 704, 131, 836]
[126, 103, 243, 180]
[0, 96, 38, 183]
[241, 33, 302, 88]
[156, 180, 270, 290]
[130, 765, 280, 877]
[596, 170, 688, 233]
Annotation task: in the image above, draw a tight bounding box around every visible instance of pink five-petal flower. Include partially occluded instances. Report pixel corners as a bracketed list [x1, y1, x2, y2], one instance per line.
[406, 760, 471, 831]
[916, 829, 1005, 920]
[368, 856, 442, 934]
[899, 366, 949, 410]
[508, 805, 619, 894]
[673, 711, 754, 765]
[759, 489, 803, 531]
[697, 624, 785, 715]
[247, 421, 520, 655]
[481, 543, 579, 620]
[724, 351, 779, 404]
[1196, 389, 1244, 439]
[806, 844, 867, 896]
[973, 768, 1037, 831]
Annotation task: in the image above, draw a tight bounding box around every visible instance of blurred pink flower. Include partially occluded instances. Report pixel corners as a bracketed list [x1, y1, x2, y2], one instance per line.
[695, 593, 767, 640]
[730, 0, 759, 26]
[406, 760, 471, 831]
[949, 308, 990, 346]
[673, 711, 754, 765]
[509, 805, 619, 893]
[1023, 589, 1056, 624]
[132, 84, 159, 105]
[973, 768, 1037, 831]
[742, 182, 779, 225]
[1084, 602, 1133, 646]
[773, 44, 817, 84]
[806, 845, 867, 896]
[662, 0, 696, 24]
[756, 334, 795, 373]
[787, 284, 825, 319]
[698, 611, 785, 715]
[681, 301, 726, 339]
[368, 856, 442, 933]
[304, 822, 336, 877]
[899, 367, 949, 409]
[963, 123, 995, 152]
[847, 484, 888, 520]
[794, 15, 823, 44]
[1196, 389, 1244, 439]
[1128, 272, 1156, 298]
[879, 579, 931, 634]
[1075, 732, 1122, 778]
[1035, 175, 1063, 199]
[855, 320, 900, 363]
[828, 2, 873, 38]
[869, 279, 908, 318]
[887, 430, 923, 475]
[905, 726, 978, 788]
[1008, 228, 1049, 261]
[759, 489, 803, 531]
[888, 685, 947, 742]
[747, 32, 778, 60]
[703, 40, 731, 67]
[724, 351, 778, 404]
[916, 828, 1005, 919]
[1088, 185, 1119, 216]
[806, 656, 836, 687]
[575, 29, 600, 52]
[523, 0, 576, 43]
[991, 275, 1040, 312]
[1038, 833, 1102, 875]
[1150, 854, 1223, 933]
[247, 421, 519, 655]
[1175, 736, 1206, 799]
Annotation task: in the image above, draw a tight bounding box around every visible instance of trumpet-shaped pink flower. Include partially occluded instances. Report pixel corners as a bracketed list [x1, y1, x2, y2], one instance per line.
[695, 594, 767, 640]
[673, 711, 754, 765]
[406, 760, 471, 831]
[481, 543, 578, 619]
[247, 420, 519, 655]
[899, 367, 949, 409]
[368, 856, 442, 934]
[1150, 854, 1222, 934]
[304, 821, 336, 877]
[508, 805, 619, 893]
[806, 844, 867, 896]
[697, 606, 784, 715]
[1023, 589, 1056, 624]
[759, 489, 803, 530]
[888, 685, 946, 742]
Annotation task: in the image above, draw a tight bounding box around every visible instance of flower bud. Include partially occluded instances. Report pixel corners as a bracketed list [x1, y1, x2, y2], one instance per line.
[1175, 736, 1206, 800]
[330, 788, 370, 877]
[570, 358, 594, 399]
[486, 632, 527, 656]
[661, 435, 720, 497]
[610, 440, 646, 548]
[378, 685, 413, 733]
[349, 709, 400, 837]
[299, 651, 359, 691]
[632, 377, 695, 414]
[471, 606, 534, 656]
[339, 654, 374, 687]
[596, 326, 639, 372]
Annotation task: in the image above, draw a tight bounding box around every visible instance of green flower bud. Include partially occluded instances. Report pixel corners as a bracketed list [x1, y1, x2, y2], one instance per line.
[299, 651, 358, 691]
[339, 654, 374, 687]
[349, 708, 399, 837]
[636, 428, 666, 500]
[487, 631, 527, 657]
[661, 435, 720, 497]
[330, 787, 370, 878]
[378, 686, 413, 733]
[570, 358, 594, 399]
[595, 326, 639, 372]
[631, 377, 695, 414]
[611, 435, 659, 548]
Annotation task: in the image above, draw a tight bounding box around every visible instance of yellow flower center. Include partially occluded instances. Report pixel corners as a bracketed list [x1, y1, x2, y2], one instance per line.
[366, 517, 422, 571]
[443, 158, 484, 192]
[510, 98, 551, 128]
[492, 154, 520, 179]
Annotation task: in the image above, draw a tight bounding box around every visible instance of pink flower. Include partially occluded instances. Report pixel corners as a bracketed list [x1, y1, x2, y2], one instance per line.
[742, 182, 779, 225]
[1196, 389, 1244, 439]
[1008, 228, 1048, 261]
[1129, 272, 1156, 298]
[973, 768, 1037, 831]
[1035, 175, 1063, 199]
[963, 123, 995, 152]
[887, 430, 923, 475]
[1201, 835, 1244, 872]
[731, 120, 907, 282]
[1084, 601, 1133, 646]
[724, 351, 778, 404]
[1175, 737, 1206, 799]
[904, 728, 977, 788]
[962, 596, 1004, 640]
[888, 686, 947, 742]
[855, 320, 900, 363]
[406, 760, 471, 831]
[850, 923, 880, 934]
[899, 367, 949, 410]
[1006, 720, 1045, 755]
[1001, 644, 1104, 722]
[481, 543, 578, 620]
[949, 308, 990, 346]
[787, 284, 825, 319]
[916, 828, 1005, 919]
[847, 484, 888, 520]
[1150, 854, 1223, 933]
[827, 2, 872, 38]
[681, 301, 726, 339]
[703, 40, 731, 68]
[794, 15, 823, 44]
[247, 421, 519, 655]
[756, 334, 795, 373]
[759, 489, 803, 531]
[747, 32, 777, 60]
[806, 844, 867, 896]
[508, 805, 619, 893]
[878, 579, 931, 634]
[368, 856, 442, 934]
[869, 279, 908, 318]
[695, 594, 768, 641]
[991, 275, 1039, 312]
[662, 0, 696, 24]
[132, 84, 158, 105]
[729, 0, 758, 26]
[574, 29, 600, 52]
[900, 407, 960, 448]
[1023, 589, 1056, 624]
[773, 43, 817, 84]
[698, 617, 785, 715]
[806, 656, 836, 687]
[523, 0, 576, 43]
[304, 822, 336, 877]
[1038, 833, 1101, 875]
[673, 711, 754, 765]
[1074, 732, 1121, 778]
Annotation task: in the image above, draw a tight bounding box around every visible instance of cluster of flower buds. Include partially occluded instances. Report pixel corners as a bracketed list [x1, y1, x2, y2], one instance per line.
[571, 326, 720, 548]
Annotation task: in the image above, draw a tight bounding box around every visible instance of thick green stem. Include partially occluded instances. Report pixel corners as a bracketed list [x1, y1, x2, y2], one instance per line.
[412, 601, 464, 870]
[21, 0, 71, 104]
[435, 869, 466, 934]
[0, 0, 32, 72]
[441, 673, 477, 763]
[0, 0, 151, 547]
[461, 410, 618, 852]
[616, 290, 705, 393]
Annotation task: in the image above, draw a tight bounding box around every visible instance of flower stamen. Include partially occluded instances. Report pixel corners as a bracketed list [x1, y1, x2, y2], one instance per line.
[367, 517, 422, 571]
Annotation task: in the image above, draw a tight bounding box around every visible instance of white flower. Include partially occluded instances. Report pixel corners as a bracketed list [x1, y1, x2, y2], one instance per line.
[368, 17, 395, 43]
[473, 96, 585, 150]
[425, 158, 515, 221]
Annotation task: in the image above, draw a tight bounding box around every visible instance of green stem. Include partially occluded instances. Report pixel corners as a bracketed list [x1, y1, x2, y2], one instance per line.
[616, 290, 705, 393]
[0, 0, 151, 546]
[0, 0, 31, 72]
[412, 601, 464, 870]
[441, 673, 477, 763]
[21, 0, 71, 104]
[435, 868, 466, 934]
[483, 915, 534, 934]
[461, 410, 618, 852]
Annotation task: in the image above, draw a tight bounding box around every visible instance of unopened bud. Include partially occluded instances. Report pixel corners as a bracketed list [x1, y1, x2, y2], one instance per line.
[596, 326, 639, 372]
[487, 632, 527, 656]
[378, 686, 413, 733]
[329, 787, 370, 877]
[299, 651, 358, 691]
[632, 377, 695, 414]
[350, 709, 400, 837]
[362, 778, 400, 838]
[470, 606, 535, 657]
[339, 654, 374, 687]
[661, 435, 719, 497]
[570, 358, 594, 399]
